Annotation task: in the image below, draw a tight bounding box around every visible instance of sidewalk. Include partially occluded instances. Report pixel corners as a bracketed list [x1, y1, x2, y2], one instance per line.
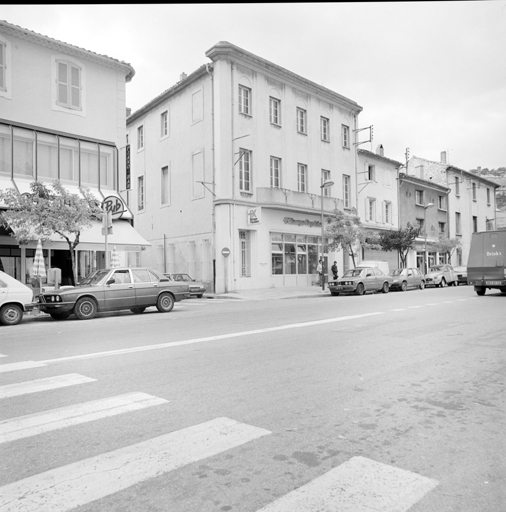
[208, 285, 330, 301]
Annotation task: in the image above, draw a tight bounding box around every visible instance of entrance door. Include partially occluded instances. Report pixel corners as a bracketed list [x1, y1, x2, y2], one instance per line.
[103, 269, 136, 310]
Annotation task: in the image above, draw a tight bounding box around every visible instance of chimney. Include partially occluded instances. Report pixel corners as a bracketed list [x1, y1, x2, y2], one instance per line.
[180, 72, 187, 81]
[376, 144, 384, 157]
[440, 151, 447, 164]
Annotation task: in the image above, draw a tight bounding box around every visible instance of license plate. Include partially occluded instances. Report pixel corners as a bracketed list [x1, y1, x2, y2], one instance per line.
[485, 281, 502, 285]
[335, 286, 343, 289]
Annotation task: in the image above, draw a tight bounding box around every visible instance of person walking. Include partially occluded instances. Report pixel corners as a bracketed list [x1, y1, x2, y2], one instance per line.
[331, 261, 338, 280]
[317, 258, 323, 285]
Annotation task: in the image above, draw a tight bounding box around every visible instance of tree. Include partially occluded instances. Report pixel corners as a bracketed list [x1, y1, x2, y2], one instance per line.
[0, 180, 103, 285]
[326, 208, 368, 268]
[432, 234, 461, 263]
[377, 226, 421, 268]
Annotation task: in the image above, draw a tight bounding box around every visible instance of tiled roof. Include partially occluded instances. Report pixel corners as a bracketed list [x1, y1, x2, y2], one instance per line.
[0, 20, 135, 81]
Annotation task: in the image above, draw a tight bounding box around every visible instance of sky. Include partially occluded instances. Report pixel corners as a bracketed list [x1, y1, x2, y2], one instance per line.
[3, 2, 506, 171]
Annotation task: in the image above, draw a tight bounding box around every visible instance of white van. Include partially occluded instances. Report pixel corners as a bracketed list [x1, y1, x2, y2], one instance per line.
[356, 260, 390, 275]
[0, 270, 35, 325]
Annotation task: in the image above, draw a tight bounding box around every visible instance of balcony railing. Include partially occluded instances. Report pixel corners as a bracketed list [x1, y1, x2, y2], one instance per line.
[256, 187, 342, 213]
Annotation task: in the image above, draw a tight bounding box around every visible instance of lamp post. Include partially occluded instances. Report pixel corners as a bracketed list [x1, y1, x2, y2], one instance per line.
[423, 203, 434, 275]
[320, 180, 334, 291]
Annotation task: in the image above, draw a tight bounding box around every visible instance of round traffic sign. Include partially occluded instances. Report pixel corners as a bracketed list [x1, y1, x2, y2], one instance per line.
[221, 247, 231, 257]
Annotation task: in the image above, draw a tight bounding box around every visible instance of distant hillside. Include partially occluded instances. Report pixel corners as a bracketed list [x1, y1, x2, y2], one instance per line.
[469, 167, 506, 187]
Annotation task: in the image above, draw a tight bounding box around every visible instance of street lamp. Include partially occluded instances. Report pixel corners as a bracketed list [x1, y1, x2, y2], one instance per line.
[423, 203, 434, 275]
[320, 180, 334, 291]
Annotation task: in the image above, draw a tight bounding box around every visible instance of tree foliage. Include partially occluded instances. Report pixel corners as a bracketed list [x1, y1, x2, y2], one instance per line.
[377, 226, 421, 268]
[431, 234, 461, 262]
[326, 208, 368, 267]
[0, 180, 102, 284]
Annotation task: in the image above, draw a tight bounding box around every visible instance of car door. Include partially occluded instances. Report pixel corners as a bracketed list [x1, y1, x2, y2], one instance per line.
[364, 269, 377, 291]
[132, 268, 159, 307]
[0, 278, 8, 306]
[103, 269, 136, 310]
[406, 268, 415, 288]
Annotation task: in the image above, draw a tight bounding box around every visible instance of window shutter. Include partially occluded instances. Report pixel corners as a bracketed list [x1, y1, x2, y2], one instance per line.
[70, 64, 81, 108]
[382, 201, 385, 223]
[57, 61, 68, 105]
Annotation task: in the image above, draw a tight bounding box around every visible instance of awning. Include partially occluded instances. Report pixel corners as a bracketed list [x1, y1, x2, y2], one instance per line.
[23, 220, 151, 251]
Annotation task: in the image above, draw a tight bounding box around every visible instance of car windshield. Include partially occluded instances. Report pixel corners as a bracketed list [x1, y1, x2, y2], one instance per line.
[79, 269, 110, 286]
[429, 266, 443, 272]
[172, 274, 192, 282]
[389, 269, 404, 276]
[343, 269, 364, 278]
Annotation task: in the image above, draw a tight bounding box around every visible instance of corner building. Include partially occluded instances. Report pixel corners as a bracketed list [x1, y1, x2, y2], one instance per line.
[127, 42, 363, 293]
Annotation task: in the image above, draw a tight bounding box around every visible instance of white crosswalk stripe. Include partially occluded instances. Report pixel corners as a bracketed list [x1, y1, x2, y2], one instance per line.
[256, 456, 438, 512]
[0, 373, 95, 399]
[0, 417, 271, 512]
[0, 392, 168, 444]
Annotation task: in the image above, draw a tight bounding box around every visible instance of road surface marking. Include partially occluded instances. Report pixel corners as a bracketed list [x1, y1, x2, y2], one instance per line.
[390, 309, 406, 311]
[0, 312, 383, 372]
[407, 306, 423, 309]
[0, 392, 167, 444]
[256, 456, 438, 512]
[0, 374, 95, 400]
[0, 354, 6, 358]
[0, 417, 271, 512]
[0, 361, 48, 373]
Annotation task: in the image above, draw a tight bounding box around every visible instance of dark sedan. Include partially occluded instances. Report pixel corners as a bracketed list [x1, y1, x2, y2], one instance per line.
[38, 267, 190, 320]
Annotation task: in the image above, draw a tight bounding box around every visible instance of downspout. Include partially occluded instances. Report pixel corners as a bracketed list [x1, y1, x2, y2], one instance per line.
[206, 63, 216, 292]
[230, 61, 236, 292]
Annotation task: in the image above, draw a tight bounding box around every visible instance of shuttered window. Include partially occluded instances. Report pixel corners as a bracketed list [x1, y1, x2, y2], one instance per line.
[56, 60, 82, 110]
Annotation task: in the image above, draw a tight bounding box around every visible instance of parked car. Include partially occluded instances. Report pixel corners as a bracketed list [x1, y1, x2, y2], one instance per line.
[356, 260, 390, 275]
[388, 268, 425, 291]
[453, 266, 468, 285]
[0, 270, 35, 326]
[164, 273, 206, 298]
[328, 267, 393, 296]
[38, 267, 190, 320]
[424, 264, 458, 287]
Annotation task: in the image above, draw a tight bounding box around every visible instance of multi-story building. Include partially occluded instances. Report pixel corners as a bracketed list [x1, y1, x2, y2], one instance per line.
[0, 20, 149, 287]
[357, 146, 402, 268]
[127, 41, 363, 293]
[406, 153, 498, 266]
[398, 172, 450, 271]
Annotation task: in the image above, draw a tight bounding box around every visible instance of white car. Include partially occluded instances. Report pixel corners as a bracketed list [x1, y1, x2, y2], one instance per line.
[0, 270, 35, 325]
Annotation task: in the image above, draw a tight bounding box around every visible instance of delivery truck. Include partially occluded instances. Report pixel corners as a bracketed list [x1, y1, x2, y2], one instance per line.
[467, 230, 506, 296]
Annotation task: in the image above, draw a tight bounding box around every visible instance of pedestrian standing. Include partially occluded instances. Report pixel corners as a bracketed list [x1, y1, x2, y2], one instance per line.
[317, 258, 323, 285]
[331, 261, 338, 280]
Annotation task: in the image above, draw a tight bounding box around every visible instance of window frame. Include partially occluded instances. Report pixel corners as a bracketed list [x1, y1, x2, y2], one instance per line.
[270, 156, 281, 188]
[160, 110, 168, 139]
[297, 163, 307, 193]
[438, 195, 446, 211]
[321, 169, 331, 197]
[269, 97, 280, 126]
[384, 201, 391, 224]
[366, 164, 375, 182]
[455, 212, 461, 235]
[472, 182, 477, 201]
[55, 58, 82, 111]
[137, 175, 145, 211]
[367, 198, 376, 222]
[455, 176, 460, 196]
[161, 165, 170, 206]
[296, 108, 307, 135]
[415, 189, 424, 206]
[239, 149, 252, 192]
[320, 116, 329, 142]
[239, 230, 252, 277]
[137, 125, 144, 151]
[238, 85, 251, 116]
[343, 175, 351, 208]
[341, 125, 350, 148]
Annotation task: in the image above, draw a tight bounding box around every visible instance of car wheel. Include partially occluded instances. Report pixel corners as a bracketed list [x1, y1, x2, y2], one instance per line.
[475, 287, 486, 296]
[74, 297, 97, 320]
[156, 293, 174, 313]
[330, 292, 340, 296]
[196, 294, 203, 299]
[400, 281, 408, 292]
[419, 280, 425, 290]
[130, 307, 146, 314]
[50, 312, 71, 320]
[439, 278, 447, 288]
[356, 283, 365, 296]
[382, 282, 389, 293]
[0, 304, 23, 326]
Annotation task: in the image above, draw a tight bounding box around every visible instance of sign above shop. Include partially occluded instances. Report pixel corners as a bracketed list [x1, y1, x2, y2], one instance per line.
[102, 196, 126, 220]
[247, 208, 261, 225]
[283, 217, 321, 228]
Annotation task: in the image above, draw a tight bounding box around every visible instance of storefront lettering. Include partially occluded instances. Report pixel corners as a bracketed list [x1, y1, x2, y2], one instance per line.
[102, 196, 126, 220]
[247, 208, 260, 224]
[283, 217, 321, 228]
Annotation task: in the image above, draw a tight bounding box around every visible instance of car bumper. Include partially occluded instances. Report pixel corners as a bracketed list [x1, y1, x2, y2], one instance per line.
[38, 301, 75, 313]
[328, 285, 357, 293]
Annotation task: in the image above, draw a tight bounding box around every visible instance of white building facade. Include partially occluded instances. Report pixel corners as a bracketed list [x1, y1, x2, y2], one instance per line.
[0, 21, 147, 288]
[127, 42, 363, 293]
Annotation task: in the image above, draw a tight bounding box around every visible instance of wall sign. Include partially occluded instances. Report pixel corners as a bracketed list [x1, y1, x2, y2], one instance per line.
[283, 217, 321, 227]
[102, 195, 126, 220]
[125, 144, 131, 190]
[247, 208, 261, 225]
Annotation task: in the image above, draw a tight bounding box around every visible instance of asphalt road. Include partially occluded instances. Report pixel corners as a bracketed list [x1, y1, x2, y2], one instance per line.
[0, 285, 504, 511]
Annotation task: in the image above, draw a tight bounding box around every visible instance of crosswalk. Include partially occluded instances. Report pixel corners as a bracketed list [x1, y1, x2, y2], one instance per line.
[0, 365, 439, 511]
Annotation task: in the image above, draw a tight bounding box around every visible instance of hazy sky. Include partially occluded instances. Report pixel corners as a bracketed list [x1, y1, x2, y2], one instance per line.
[3, 2, 506, 170]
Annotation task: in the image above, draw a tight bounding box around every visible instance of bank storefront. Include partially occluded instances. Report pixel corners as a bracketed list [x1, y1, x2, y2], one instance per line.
[0, 121, 150, 290]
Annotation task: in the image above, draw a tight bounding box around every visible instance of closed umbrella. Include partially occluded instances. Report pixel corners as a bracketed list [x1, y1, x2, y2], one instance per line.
[110, 246, 120, 268]
[32, 239, 46, 288]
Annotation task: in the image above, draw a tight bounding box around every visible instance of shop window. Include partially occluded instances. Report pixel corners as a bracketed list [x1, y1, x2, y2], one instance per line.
[99, 145, 116, 189]
[0, 124, 11, 175]
[284, 234, 296, 274]
[80, 141, 99, 186]
[13, 127, 35, 178]
[59, 137, 79, 182]
[36, 133, 58, 180]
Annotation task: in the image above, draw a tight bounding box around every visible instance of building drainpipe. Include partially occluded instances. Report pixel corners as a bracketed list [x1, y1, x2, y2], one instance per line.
[206, 63, 216, 292]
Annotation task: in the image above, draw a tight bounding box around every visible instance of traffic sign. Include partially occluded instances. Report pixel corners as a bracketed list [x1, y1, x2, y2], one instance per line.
[221, 247, 231, 257]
